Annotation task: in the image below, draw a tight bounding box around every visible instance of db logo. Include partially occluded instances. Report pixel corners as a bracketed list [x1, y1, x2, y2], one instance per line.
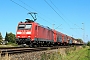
[22, 32, 25, 34]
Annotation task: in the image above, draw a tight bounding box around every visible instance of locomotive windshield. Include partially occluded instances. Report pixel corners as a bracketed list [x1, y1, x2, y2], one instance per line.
[25, 24, 32, 29]
[18, 24, 25, 30]
[18, 24, 32, 30]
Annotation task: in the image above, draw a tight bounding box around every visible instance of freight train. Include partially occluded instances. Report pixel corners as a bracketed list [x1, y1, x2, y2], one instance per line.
[16, 13, 83, 47]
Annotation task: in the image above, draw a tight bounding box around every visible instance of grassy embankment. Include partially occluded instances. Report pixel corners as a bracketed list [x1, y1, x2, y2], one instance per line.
[63, 46, 90, 60]
[41, 46, 90, 60]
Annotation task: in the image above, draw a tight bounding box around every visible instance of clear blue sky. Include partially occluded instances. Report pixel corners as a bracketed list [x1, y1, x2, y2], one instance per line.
[0, 0, 90, 42]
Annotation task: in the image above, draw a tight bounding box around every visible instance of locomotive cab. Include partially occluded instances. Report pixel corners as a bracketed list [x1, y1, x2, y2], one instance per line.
[16, 19, 36, 45]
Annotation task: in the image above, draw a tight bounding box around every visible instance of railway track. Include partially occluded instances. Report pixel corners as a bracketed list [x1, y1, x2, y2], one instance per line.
[0, 46, 70, 55]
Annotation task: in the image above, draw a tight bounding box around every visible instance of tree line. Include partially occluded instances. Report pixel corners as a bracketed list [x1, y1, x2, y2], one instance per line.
[0, 32, 15, 44]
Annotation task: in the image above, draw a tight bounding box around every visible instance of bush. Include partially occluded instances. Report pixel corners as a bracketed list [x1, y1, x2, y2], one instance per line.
[41, 52, 62, 60]
[82, 45, 86, 48]
[5, 32, 15, 43]
[65, 48, 70, 55]
[73, 46, 76, 51]
[87, 41, 90, 46]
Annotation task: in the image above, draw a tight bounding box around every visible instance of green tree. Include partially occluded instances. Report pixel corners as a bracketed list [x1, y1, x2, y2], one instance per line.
[87, 41, 90, 46]
[5, 32, 8, 41]
[0, 32, 3, 44]
[5, 32, 15, 43]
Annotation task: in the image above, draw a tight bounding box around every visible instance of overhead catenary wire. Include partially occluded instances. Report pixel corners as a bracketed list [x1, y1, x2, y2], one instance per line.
[18, 0, 55, 24]
[74, 24, 82, 29]
[44, 0, 71, 28]
[10, 0, 52, 25]
[49, 0, 65, 18]
[50, 0, 71, 26]
[49, 0, 81, 31]
[18, 0, 36, 12]
[44, 0, 80, 38]
[49, 0, 82, 31]
[49, 0, 73, 22]
[55, 24, 62, 29]
[37, 15, 52, 24]
[10, 0, 30, 11]
[49, 0, 68, 29]
[44, 0, 73, 35]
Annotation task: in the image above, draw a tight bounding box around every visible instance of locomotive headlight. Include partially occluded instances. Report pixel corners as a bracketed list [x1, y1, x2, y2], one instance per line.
[28, 36, 30, 37]
[17, 32, 22, 34]
[26, 32, 31, 34]
[18, 36, 20, 37]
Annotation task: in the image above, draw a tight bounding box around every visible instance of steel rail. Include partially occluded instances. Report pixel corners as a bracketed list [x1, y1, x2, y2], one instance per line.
[0, 46, 70, 55]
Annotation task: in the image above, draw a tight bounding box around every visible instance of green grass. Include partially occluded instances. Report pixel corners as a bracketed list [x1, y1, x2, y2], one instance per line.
[87, 48, 90, 60]
[63, 47, 90, 60]
[40, 46, 90, 60]
[40, 52, 62, 60]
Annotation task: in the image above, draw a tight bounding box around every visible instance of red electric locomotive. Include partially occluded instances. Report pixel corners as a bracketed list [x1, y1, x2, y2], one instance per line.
[16, 12, 54, 47]
[16, 19, 54, 47]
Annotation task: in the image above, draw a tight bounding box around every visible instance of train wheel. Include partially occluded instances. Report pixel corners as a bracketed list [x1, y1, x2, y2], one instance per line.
[64, 43, 66, 46]
[29, 43, 33, 48]
[33, 44, 38, 48]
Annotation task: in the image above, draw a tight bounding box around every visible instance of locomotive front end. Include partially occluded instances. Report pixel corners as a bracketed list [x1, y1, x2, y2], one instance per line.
[16, 22, 32, 45]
